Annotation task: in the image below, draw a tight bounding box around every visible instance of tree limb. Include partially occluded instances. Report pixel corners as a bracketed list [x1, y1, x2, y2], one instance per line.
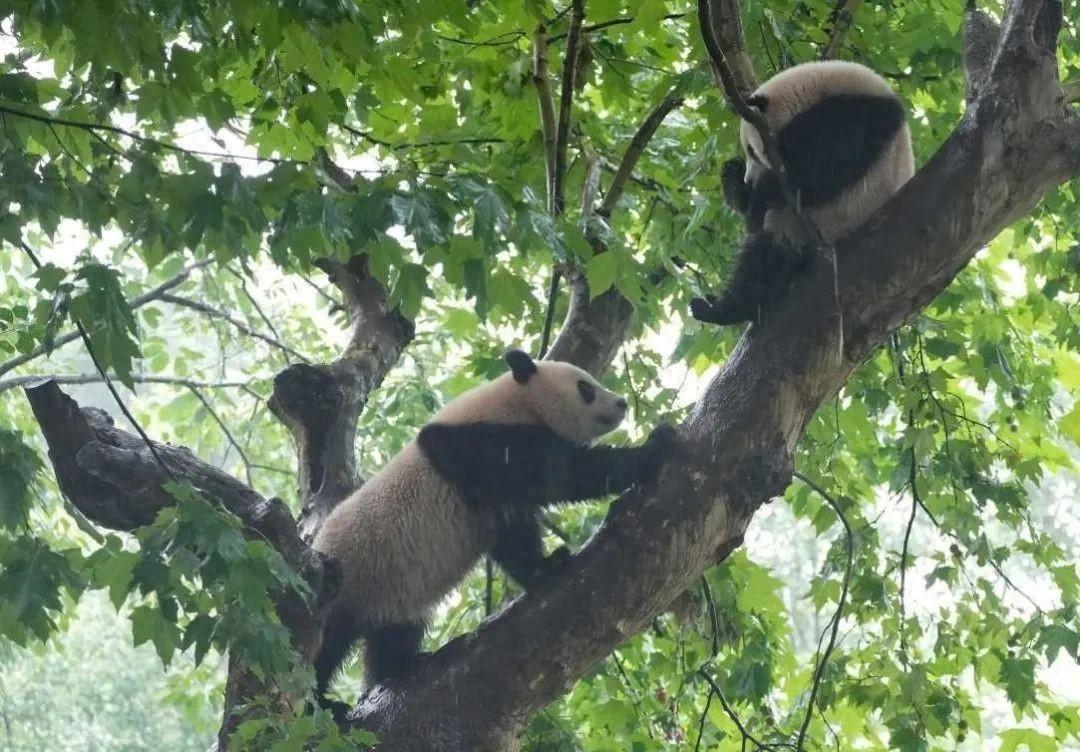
[268, 255, 413, 543]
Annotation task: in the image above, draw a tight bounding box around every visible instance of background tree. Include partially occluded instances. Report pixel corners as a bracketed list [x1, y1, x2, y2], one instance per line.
[1, 0, 1078, 750]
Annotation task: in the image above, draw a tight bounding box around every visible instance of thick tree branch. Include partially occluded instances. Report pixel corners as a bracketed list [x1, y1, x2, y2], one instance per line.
[268, 255, 413, 543]
[345, 1, 1075, 748]
[533, 25, 559, 211]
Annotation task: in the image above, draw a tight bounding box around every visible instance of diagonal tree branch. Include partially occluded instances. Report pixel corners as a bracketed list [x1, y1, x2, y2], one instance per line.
[346, 1, 1075, 748]
[158, 293, 311, 363]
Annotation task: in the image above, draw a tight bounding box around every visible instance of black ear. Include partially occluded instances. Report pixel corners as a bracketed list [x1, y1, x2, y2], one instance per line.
[747, 94, 768, 113]
[505, 349, 538, 384]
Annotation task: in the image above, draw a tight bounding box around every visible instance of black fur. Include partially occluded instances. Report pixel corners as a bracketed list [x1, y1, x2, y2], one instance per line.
[776, 94, 904, 208]
[690, 233, 814, 325]
[693, 93, 904, 326]
[505, 349, 538, 383]
[418, 421, 676, 585]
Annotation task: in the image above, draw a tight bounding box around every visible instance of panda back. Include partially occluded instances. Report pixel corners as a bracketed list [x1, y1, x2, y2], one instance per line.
[313, 442, 495, 625]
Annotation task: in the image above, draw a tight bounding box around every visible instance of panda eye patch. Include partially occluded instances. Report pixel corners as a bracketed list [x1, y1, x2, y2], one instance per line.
[577, 380, 596, 404]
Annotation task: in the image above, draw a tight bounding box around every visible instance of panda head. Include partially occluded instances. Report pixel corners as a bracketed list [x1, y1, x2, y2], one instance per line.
[504, 350, 628, 445]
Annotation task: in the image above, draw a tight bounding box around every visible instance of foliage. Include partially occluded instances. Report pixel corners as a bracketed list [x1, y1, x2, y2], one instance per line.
[0, 0, 1078, 749]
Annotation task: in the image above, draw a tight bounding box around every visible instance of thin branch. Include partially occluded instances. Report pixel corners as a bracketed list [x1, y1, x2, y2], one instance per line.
[18, 241, 176, 478]
[898, 441, 920, 665]
[597, 91, 684, 218]
[547, 11, 690, 41]
[792, 472, 853, 752]
[226, 266, 282, 340]
[820, 0, 862, 59]
[0, 104, 306, 167]
[698, 668, 773, 751]
[552, 0, 585, 217]
[157, 293, 311, 363]
[0, 372, 261, 395]
[188, 385, 254, 488]
[0, 258, 212, 378]
[533, 24, 559, 213]
[341, 123, 505, 151]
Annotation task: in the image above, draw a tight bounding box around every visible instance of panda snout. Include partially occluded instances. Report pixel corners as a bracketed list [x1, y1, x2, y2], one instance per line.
[615, 398, 628, 411]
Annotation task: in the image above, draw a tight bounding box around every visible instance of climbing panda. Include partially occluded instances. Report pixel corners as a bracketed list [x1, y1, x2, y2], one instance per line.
[691, 60, 915, 325]
[311, 350, 675, 713]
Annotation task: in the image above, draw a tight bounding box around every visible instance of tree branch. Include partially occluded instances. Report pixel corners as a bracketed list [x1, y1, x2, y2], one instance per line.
[597, 91, 684, 219]
[0, 258, 211, 378]
[157, 293, 311, 364]
[533, 25, 559, 212]
[268, 255, 413, 543]
[552, 0, 586, 217]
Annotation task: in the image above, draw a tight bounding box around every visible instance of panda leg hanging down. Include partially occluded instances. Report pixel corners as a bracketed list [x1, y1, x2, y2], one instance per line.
[691, 60, 915, 326]
[311, 349, 676, 716]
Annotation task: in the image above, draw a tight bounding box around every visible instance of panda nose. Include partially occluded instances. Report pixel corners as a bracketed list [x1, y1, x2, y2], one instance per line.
[615, 398, 628, 412]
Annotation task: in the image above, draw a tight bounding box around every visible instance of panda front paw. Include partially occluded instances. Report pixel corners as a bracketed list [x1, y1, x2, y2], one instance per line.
[640, 424, 681, 484]
[690, 294, 746, 326]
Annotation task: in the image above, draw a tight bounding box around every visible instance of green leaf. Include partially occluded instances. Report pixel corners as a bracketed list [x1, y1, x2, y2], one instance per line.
[586, 252, 617, 300]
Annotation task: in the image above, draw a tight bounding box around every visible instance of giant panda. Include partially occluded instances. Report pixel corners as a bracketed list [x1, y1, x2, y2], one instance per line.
[691, 60, 915, 325]
[311, 349, 675, 714]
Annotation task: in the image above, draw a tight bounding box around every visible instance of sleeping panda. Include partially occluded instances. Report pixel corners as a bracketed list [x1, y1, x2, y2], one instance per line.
[690, 60, 915, 325]
[311, 350, 675, 713]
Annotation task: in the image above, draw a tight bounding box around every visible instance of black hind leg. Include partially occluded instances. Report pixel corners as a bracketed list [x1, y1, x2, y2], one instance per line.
[690, 232, 815, 326]
[314, 609, 360, 718]
[363, 621, 426, 686]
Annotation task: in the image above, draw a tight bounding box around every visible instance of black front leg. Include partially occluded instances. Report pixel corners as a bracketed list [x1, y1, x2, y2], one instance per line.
[491, 511, 570, 588]
[418, 422, 677, 508]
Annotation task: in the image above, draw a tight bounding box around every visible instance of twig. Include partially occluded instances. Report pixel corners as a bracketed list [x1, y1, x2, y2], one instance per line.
[547, 11, 690, 41]
[792, 471, 853, 752]
[820, 0, 862, 60]
[187, 385, 255, 487]
[533, 25, 559, 210]
[0, 104, 306, 167]
[698, 668, 771, 751]
[158, 293, 310, 363]
[0, 258, 212, 378]
[226, 265, 282, 340]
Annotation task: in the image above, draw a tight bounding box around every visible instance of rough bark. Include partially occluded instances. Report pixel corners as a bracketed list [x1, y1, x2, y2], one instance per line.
[268, 254, 414, 543]
[23, 380, 341, 746]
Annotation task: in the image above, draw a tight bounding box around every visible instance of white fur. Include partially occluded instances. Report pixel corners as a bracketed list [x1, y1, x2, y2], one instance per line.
[313, 360, 624, 630]
[740, 61, 915, 242]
